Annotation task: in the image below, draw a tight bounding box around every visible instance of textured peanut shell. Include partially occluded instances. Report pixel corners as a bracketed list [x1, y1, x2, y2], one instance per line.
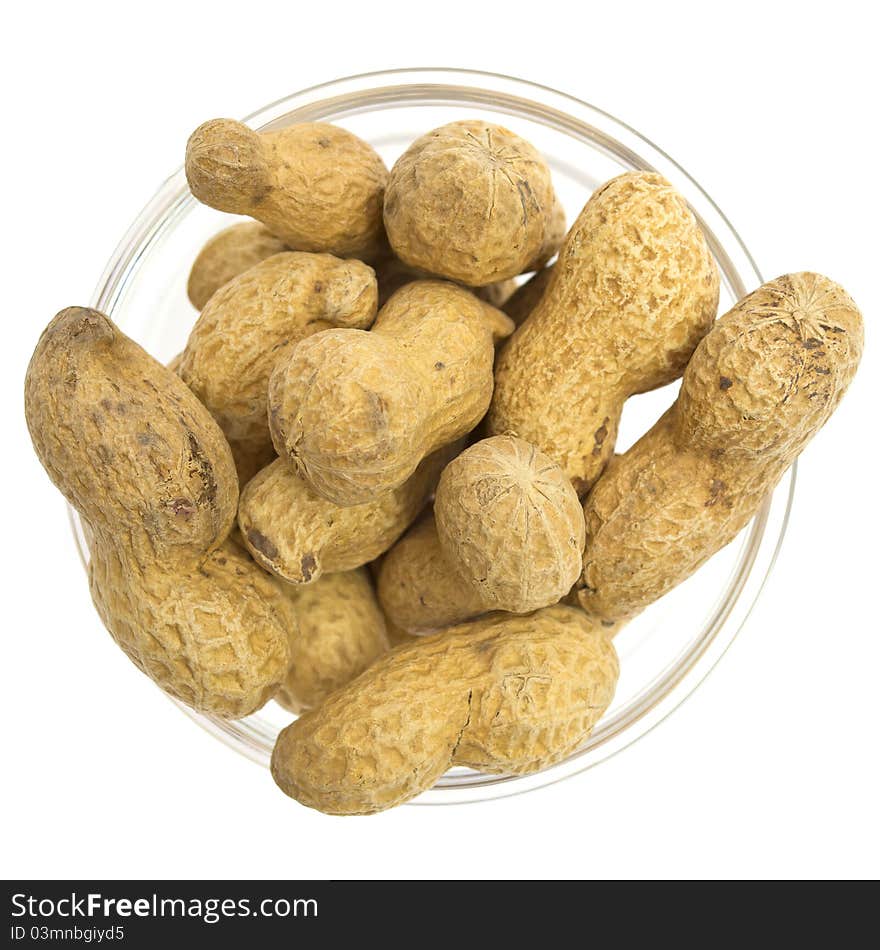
[488, 171, 720, 496]
[384, 120, 563, 286]
[24, 308, 290, 717]
[503, 266, 554, 327]
[436, 436, 584, 612]
[276, 568, 389, 713]
[271, 606, 619, 815]
[178, 252, 377, 483]
[268, 280, 514, 506]
[90, 537, 294, 717]
[385, 120, 565, 287]
[576, 273, 864, 623]
[238, 446, 454, 584]
[185, 119, 387, 260]
[187, 222, 288, 310]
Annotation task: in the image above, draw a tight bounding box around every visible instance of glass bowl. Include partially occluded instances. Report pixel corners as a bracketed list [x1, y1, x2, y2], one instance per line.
[72, 68, 793, 806]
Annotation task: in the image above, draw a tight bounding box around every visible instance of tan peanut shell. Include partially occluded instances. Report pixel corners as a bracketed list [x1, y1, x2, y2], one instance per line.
[178, 252, 377, 484]
[377, 513, 488, 632]
[276, 568, 389, 713]
[186, 119, 388, 260]
[576, 273, 864, 623]
[503, 265, 554, 326]
[24, 308, 291, 717]
[271, 605, 619, 815]
[268, 280, 514, 506]
[378, 450, 586, 631]
[436, 436, 584, 611]
[187, 222, 288, 310]
[488, 171, 720, 496]
[238, 446, 454, 585]
[384, 120, 563, 286]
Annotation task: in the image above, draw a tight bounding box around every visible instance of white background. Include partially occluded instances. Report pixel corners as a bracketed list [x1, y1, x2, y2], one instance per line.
[3, 0, 878, 880]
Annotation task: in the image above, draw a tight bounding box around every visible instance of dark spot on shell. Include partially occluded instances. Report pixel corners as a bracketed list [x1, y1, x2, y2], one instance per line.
[435, 361, 445, 370]
[815, 367, 831, 375]
[719, 376, 733, 390]
[318, 138, 330, 148]
[96, 444, 112, 464]
[300, 553, 317, 582]
[419, 595, 427, 606]
[314, 281, 324, 293]
[704, 479, 727, 507]
[591, 418, 610, 456]
[367, 391, 389, 428]
[185, 431, 218, 505]
[601, 619, 616, 628]
[100, 398, 114, 411]
[247, 529, 278, 560]
[803, 338, 821, 349]
[709, 447, 725, 461]
[137, 432, 156, 445]
[170, 497, 197, 517]
[215, 557, 227, 566]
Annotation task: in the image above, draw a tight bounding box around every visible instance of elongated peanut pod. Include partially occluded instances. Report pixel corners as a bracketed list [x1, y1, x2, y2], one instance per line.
[488, 171, 720, 496]
[186, 119, 388, 260]
[272, 606, 619, 815]
[576, 273, 863, 623]
[25, 309, 291, 717]
[268, 280, 513, 506]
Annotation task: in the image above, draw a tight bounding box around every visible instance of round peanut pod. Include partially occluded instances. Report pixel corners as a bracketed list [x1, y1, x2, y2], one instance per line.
[268, 280, 514, 507]
[187, 222, 288, 310]
[271, 605, 619, 815]
[384, 120, 563, 286]
[238, 445, 456, 585]
[576, 273, 864, 624]
[434, 435, 584, 613]
[178, 252, 377, 484]
[488, 171, 720, 496]
[275, 568, 390, 713]
[24, 308, 291, 718]
[185, 119, 388, 260]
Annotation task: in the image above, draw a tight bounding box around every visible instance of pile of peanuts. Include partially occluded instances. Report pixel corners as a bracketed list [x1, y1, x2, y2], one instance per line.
[25, 115, 863, 815]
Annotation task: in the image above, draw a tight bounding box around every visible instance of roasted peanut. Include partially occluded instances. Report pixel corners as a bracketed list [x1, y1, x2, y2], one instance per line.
[271, 605, 619, 815]
[178, 252, 377, 484]
[488, 171, 720, 496]
[186, 119, 388, 260]
[576, 273, 863, 623]
[384, 120, 563, 285]
[25, 308, 291, 717]
[268, 280, 513, 506]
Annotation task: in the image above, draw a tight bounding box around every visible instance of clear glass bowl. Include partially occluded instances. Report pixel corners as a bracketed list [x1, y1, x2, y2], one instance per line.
[72, 68, 793, 806]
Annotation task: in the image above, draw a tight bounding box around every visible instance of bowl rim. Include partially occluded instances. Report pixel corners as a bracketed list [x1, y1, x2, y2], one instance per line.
[80, 67, 794, 807]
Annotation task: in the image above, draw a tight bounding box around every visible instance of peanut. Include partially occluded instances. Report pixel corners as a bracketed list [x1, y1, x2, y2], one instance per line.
[488, 171, 720, 496]
[25, 308, 291, 717]
[271, 605, 619, 815]
[384, 120, 563, 285]
[576, 273, 863, 623]
[267, 280, 514, 506]
[186, 119, 388, 260]
[237, 445, 454, 585]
